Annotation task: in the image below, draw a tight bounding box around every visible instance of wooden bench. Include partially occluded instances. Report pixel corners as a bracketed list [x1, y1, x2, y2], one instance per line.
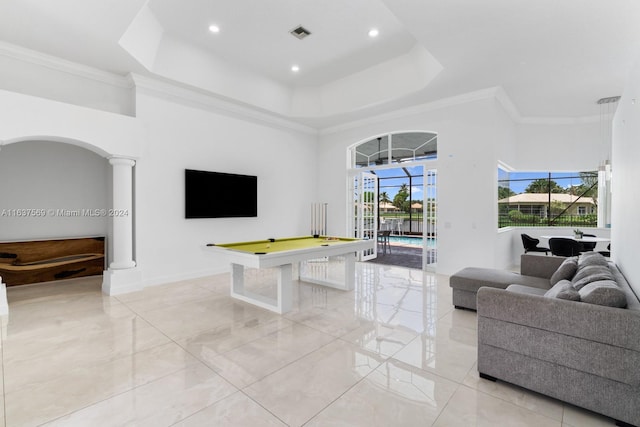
[0, 237, 105, 286]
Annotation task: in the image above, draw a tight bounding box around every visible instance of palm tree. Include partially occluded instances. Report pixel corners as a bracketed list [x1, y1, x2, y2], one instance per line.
[379, 192, 391, 204]
[393, 184, 410, 211]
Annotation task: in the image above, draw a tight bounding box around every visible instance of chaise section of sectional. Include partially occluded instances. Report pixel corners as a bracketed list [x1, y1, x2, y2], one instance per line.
[449, 254, 566, 310]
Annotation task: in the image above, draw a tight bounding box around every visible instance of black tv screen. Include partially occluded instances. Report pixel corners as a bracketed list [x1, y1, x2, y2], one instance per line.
[185, 169, 257, 218]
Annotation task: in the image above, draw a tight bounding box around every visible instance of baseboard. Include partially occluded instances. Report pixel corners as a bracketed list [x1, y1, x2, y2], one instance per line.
[141, 267, 228, 288]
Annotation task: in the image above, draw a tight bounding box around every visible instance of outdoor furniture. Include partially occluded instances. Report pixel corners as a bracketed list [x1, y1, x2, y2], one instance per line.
[395, 218, 404, 235]
[521, 233, 549, 255]
[377, 230, 392, 255]
[380, 217, 390, 230]
[549, 237, 582, 257]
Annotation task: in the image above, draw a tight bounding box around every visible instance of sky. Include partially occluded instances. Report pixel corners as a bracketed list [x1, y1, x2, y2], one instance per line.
[373, 166, 427, 200]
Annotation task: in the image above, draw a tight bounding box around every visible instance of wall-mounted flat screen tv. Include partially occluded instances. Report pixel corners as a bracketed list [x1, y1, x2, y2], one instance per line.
[185, 169, 257, 218]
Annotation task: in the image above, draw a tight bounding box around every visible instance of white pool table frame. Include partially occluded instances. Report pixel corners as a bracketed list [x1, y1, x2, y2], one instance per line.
[205, 237, 374, 314]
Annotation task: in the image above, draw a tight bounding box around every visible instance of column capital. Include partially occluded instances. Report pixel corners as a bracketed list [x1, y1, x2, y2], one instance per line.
[108, 157, 135, 167]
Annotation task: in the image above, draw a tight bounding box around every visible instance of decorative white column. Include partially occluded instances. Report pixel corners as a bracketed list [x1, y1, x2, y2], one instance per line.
[0, 278, 8, 316]
[103, 157, 142, 295]
[109, 157, 136, 269]
[0, 144, 6, 315]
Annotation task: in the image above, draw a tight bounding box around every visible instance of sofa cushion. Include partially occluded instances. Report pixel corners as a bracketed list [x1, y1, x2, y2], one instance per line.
[579, 280, 628, 308]
[544, 279, 581, 301]
[578, 251, 609, 267]
[572, 265, 614, 290]
[550, 257, 578, 286]
[506, 284, 547, 297]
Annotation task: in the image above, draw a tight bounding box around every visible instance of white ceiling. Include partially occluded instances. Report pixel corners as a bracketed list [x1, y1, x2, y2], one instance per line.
[148, 0, 418, 87]
[1, 0, 639, 127]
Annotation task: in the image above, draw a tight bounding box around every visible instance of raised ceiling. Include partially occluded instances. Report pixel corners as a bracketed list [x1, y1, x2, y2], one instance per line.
[148, 0, 418, 87]
[0, 0, 639, 128]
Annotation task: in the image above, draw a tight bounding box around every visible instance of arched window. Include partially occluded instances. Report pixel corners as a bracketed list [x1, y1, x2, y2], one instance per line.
[350, 131, 437, 168]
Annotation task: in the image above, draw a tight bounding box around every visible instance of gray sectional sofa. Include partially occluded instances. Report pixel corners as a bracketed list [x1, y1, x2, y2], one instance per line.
[450, 253, 640, 427]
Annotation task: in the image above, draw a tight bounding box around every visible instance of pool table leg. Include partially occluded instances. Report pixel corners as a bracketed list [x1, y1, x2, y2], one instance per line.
[230, 263, 245, 295]
[299, 253, 356, 291]
[229, 263, 293, 314]
[277, 264, 293, 313]
[344, 252, 356, 291]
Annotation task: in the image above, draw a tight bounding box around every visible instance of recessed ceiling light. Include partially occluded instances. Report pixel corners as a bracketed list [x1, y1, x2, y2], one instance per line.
[368, 28, 379, 38]
[209, 24, 220, 33]
[291, 65, 300, 72]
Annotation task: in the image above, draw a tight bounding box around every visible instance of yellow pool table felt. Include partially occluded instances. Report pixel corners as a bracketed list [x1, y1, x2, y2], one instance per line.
[209, 236, 359, 254]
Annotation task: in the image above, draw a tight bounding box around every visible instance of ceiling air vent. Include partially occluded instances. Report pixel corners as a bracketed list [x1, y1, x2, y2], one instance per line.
[290, 25, 311, 40]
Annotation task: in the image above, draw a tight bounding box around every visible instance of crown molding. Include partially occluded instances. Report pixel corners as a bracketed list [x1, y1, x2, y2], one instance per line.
[130, 73, 318, 135]
[320, 87, 501, 135]
[517, 115, 602, 125]
[0, 41, 132, 89]
[322, 86, 605, 135]
[0, 40, 606, 132]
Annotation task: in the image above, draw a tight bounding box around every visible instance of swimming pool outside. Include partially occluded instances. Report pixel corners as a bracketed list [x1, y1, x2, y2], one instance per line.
[388, 236, 436, 248]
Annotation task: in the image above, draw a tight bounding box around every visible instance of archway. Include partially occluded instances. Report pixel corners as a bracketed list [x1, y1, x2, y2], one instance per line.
[0, 137, 138, 307]
[0, 92, 145, 313]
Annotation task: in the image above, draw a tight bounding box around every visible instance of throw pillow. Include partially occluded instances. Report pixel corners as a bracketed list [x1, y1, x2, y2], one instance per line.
[544, 279, 581, 301]
[572, 265, 614, 290]
[578, 252, 609, 268]
[578, 280, 627, 308]
[550, 257, 578, 285]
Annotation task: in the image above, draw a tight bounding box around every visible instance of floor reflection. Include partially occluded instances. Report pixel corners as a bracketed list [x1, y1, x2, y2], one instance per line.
[0, 264, 614, 426]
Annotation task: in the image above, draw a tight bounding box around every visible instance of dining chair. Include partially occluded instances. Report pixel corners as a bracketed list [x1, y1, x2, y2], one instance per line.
[521, 234, 549, 255]
[549, 237, 582, 257]
[580, 233, 597, 252]
[377, 230, 392, 255]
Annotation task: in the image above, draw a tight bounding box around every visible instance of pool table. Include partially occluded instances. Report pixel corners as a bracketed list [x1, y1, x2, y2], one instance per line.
[205, 235, 374, 313]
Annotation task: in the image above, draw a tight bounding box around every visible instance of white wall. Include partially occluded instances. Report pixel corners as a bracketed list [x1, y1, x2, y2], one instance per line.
[0, 89, 144, 159]
[516, 121, 605, 171]
[611, 54, 640, 292]
[317, 93, 611, 275]
[0, 141, 109, 241]
[318, 96, 518, 275]
[133, 91, 318, 286]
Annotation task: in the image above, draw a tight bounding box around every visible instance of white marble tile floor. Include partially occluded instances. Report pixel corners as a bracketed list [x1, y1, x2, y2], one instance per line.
[0, 265, 618, 426]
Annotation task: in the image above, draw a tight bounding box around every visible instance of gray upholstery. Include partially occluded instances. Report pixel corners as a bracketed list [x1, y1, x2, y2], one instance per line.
[449, 254, 564, 310]
[579, 280, 627, 308]
[579, 251, 610, 267]
[549, 257, 578, 285]
[519, 254, 567, 279]
[543, 280, 581, 301]
[571, 265, 614, 290]
[476, 261, 640, 427]
[478, 345, 640, 426]
[506, 284, 547, 297]
[451, 267, 550, 292]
